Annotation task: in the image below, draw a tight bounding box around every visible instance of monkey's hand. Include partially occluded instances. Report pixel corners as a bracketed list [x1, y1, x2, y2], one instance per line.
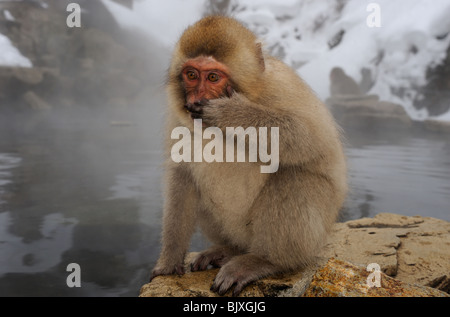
[149, 262, 185, 282]
[200, 92, 252, 127]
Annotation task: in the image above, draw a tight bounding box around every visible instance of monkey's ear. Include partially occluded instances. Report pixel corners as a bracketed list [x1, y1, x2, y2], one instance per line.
[256, 42, 265, 72]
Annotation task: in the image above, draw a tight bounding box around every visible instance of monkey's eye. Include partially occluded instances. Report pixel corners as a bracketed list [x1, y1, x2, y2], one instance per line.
[186, 71, 198, 80]
[208, 73, 220, 82]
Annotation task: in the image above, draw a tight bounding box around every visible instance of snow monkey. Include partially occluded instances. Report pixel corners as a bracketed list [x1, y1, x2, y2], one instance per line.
[150, 16, 348, 296]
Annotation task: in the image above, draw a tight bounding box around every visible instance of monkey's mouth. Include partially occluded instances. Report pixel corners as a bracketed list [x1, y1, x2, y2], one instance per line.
[184, 102, 207, 126]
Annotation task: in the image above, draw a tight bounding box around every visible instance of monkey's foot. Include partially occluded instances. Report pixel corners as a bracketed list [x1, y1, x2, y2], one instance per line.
[210, 254, 278, 296]
[150, 263, 185, 282]
[191, 245, 240, 272]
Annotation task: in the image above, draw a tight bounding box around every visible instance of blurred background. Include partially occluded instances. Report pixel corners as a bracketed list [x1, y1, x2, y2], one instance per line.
[0, 0, 449, 296]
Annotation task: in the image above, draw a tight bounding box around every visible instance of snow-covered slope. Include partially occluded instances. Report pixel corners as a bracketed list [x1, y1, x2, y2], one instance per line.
[0, 32, 32, 67]
[102, 0, 450, 121]
[231, 0, 450, 121]
[0, 2, 31, 67]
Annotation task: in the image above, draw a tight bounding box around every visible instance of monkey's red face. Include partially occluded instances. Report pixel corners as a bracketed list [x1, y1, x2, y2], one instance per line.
[181, 56, 231, 104]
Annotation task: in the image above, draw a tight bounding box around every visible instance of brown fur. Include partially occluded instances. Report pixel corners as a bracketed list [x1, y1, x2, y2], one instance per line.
[151, 16, 348, 296]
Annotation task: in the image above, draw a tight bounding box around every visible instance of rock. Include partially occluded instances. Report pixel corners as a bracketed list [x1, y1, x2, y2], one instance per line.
[320, 213, 450, 291]
[0, 67, 36, 102]
[140, 214, 450, 297]
[423, 119, 450, 134]
[329, 67, 362, 96]
[0, 66, 43, 88]
[23, 91, 51, 110]
[140, 253, 312, 297]
[0, 66, 66, 107]
[321, 222, 400, 276]
[326, 95, 412, 131]
[111, 0, 133, 9]
[10, 67, 43, 85]
[415, 42, 450, 116]
[303, 258, 448, 297]
[344, 212, 425, 228]
[141, 269, 267, 297]
[140, 257, 448, 298]
[426, 275, 450, 293]
[0, 0, 158, 112]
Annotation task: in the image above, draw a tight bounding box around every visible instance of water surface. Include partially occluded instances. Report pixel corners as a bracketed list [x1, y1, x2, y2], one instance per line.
[0, 108, 449, 296]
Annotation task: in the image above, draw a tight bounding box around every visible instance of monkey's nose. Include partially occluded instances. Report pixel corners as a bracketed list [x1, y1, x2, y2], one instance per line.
[193, 98, 208, 107]
[184, 103, 203, 115]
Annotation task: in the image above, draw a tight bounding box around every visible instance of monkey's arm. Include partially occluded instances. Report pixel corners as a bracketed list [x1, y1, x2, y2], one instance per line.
[197, 93, 332, 165]
[150, 164, 198, 280]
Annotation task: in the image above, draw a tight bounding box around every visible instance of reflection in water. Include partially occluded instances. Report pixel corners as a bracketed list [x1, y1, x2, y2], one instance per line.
[344, 131, 450, 221]
[0, 153, 21, 206]
[0, 107, 166, 296]
[0, 212, 77, 274]
[0, 109, 449, 296]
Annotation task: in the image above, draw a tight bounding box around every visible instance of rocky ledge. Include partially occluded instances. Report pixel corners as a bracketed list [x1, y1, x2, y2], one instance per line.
[326, 95, 450, 134]
[140, 213, 450, 297]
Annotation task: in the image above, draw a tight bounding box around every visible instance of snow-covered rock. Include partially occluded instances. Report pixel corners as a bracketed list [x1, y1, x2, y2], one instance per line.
[102, 0, 450, 121]
[0, 33, 32, 67]
[229, 0, 450, 121]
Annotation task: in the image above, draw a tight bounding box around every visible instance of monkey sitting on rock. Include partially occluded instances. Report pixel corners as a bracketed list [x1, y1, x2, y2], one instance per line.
[150, 16, 348, 296]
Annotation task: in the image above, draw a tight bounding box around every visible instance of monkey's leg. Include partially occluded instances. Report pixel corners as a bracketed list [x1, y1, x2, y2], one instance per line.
[191, 245, 241, 272]
[210, 254, 279, 296]
[211, 168, 339, 296]
[150, 165, 198, 281]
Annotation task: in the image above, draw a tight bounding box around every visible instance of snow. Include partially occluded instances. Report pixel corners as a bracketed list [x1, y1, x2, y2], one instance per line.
[0, 33, 32, 67]
[431, 111, 450, 122]
[230, 0, 450, 121]
[101, 0, 206, 48]
[3, 9, 14, 21]
[84, 1, 450, 121]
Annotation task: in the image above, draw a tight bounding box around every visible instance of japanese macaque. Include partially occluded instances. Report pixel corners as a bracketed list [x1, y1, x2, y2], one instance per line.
[150, 16, 348, 296]
[330, 67, 362, 96]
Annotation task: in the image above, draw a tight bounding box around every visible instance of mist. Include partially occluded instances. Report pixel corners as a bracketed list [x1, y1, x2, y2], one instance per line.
[0, 0, 449, 296]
